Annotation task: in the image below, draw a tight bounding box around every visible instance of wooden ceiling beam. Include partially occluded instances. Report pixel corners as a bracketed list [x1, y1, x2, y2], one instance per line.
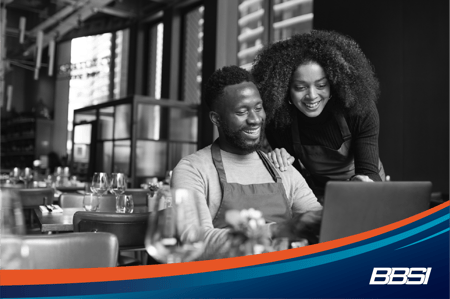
[95, 6, 137, 18]
[28, 0, 89, 37]
[23, 0, 114, 56]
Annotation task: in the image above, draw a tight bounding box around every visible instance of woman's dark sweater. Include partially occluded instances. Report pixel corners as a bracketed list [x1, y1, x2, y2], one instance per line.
[265, 100, 382, 182]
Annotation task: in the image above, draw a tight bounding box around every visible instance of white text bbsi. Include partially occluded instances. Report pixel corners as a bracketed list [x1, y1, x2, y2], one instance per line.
[369, 267, 432, 285]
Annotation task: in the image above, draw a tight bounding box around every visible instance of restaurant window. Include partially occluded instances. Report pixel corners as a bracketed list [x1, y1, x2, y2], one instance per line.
[181, 5, 204, 105]
[237, 0, 313, 68]
[147, 23, 164, 99]
[273, 0, 313, 42]
[237, 0, 266, 70]
[66, 30, 128, 156]
[144, 22, 164, 144]
[113, 30, 128, 99]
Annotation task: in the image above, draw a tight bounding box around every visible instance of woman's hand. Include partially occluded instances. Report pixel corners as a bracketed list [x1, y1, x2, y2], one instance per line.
[350, 175, 374, 182]
[267, 148, 295, 172]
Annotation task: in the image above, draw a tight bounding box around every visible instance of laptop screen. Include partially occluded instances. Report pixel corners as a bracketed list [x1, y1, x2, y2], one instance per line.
[319, 181, 432, 243]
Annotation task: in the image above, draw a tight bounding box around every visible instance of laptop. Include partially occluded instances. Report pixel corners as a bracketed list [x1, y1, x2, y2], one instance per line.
[319, 181, 432, 243]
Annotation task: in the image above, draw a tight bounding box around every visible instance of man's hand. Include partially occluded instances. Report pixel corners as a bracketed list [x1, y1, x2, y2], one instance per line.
[271, 210, 323, 245]
[267, 148, 295, 172]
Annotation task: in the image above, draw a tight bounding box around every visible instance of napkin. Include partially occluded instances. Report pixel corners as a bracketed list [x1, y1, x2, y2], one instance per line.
[39, 205, 63, 214]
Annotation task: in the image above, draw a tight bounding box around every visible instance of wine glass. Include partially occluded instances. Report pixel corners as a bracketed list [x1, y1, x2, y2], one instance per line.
[110, 173, 127, 206]
[9, 167, 21, 185]
[83, 193, 99, 212]
[20, 167, 33, 188]
[145, 188, 205, 264]
[91, 172, 109, 195]
[116, 194, 134, 213]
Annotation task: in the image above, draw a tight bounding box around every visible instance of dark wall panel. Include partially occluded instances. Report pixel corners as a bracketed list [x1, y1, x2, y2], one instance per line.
[314, 0, 449, 193]
[401, 0, 449, 192]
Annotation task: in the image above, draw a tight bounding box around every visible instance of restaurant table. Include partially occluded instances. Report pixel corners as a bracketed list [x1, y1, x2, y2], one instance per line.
[34, 206, 149, 234]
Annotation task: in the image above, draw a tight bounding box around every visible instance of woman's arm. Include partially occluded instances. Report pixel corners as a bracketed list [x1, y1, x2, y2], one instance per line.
[350, 102, 382, 181]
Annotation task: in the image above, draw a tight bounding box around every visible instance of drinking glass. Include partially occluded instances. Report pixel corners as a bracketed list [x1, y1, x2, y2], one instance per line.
[145, 188, 205, 264]
[110, 172, 127, 203]
[83, 193, 99, 212]
[116, 194, 134, 213]
[91, 172, 110, 196]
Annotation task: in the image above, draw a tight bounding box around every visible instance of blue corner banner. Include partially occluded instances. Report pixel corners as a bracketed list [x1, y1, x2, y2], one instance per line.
[1, 205, 449, 299]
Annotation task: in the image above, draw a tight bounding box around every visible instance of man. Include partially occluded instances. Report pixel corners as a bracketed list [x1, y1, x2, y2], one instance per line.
[171, 65, 322, 260]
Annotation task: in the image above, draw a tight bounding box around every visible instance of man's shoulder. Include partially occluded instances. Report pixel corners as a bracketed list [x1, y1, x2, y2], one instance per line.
[175, 145, 213, 170]
[258, 151, 303, 182]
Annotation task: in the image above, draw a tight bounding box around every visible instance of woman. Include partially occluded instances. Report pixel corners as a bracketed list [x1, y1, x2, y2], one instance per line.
[252, 30, 385, 197]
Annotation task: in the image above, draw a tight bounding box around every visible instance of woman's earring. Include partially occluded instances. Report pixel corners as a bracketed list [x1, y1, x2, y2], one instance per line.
[288, 100, 292, 105]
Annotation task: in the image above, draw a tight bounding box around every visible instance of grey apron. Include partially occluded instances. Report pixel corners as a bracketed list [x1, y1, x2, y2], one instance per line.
[211, 140, 292, 228]
[291, 110, 385, 197]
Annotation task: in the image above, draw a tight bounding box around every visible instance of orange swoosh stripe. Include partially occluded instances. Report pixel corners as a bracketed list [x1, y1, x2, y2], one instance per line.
[1, 201, 448, 286]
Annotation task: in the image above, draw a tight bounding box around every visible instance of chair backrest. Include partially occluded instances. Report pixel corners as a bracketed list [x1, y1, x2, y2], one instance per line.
[73, 211, 150, 250]
[124, 188, 149, 206]
[14, 188, 54, 208]
[0, 188, 26, 235]
[59, 193, 84, 208]
[59, 193, 116, 212]
[19, 232, 118, 269]
[1, 235, 25, 269]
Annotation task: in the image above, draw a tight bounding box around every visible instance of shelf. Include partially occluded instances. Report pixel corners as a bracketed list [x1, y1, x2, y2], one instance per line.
[2, 134, 36, 142]
[8, 118, 36, 124]
[1, 152, 35, 156]
[1, 117, 54, 168]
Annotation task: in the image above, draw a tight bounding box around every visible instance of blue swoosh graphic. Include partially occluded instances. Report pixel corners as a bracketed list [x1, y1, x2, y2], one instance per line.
[396, 227, 450, 250]
[232, 214, 449, 280]
[2, 211, 448, 299]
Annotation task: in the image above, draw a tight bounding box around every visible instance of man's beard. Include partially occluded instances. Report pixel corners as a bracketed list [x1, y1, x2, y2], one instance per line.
[220, 120, 265, 154]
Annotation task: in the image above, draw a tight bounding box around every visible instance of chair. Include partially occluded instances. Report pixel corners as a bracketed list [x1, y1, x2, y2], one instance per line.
[124, 188, 149, 207]
[73, 211, 150, 266]
[7, 188, 54, 230]
[0, 235, 24, 269]
[1, 232, 119, 269]
[430, 192, 449, 208]
[59, 193, 83, 208]
[15, 188, 54, 208]
[59, 193, 116, 212]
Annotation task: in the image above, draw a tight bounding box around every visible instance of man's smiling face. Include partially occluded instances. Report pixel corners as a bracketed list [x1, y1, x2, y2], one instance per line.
[216, 81, 266, 155]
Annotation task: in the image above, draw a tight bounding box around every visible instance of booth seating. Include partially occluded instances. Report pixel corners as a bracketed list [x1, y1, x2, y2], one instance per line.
[59, 193, 116, 212]
[1, 232, 119, 269]
[8, 188, 54, 230]
[73, 211, 150, 266]
[123, 188, 149, 207]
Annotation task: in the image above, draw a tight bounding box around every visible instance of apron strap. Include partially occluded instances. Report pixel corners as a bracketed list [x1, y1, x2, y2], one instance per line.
[211, 139, 228, 184]
[291, 111, 310, 174]
[335, 111, 352, 141]
[211, 140, 227, 206]
[291, 110, 302, 147]
[211, 139, 283, 189]
[256, 150, 282, 183]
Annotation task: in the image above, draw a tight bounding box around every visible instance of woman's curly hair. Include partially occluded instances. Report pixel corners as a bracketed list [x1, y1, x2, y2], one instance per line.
[252, 30, 380, 128]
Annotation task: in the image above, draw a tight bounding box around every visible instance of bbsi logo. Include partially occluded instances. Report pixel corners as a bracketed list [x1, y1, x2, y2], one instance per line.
[369, 267, 432, 285]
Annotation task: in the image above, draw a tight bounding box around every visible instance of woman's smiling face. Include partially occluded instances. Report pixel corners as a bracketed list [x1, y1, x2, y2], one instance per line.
[290, 62, 331, 118]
